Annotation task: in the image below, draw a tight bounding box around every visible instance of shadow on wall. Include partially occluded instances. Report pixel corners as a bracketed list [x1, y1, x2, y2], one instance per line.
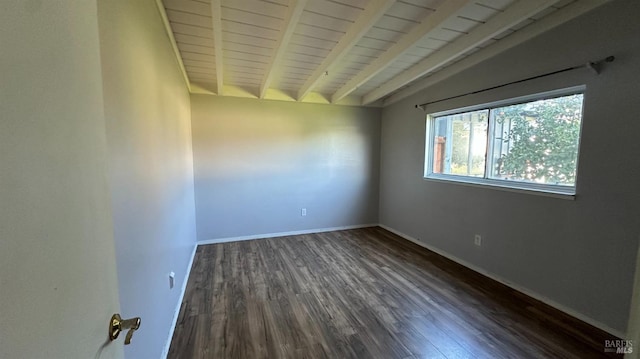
[191, 96, 381, 240]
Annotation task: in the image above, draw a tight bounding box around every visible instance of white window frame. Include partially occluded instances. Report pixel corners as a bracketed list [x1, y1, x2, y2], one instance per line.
[424, 86, 586, 199]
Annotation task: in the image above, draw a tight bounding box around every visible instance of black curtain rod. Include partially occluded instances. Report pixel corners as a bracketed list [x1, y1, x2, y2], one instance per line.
[415, 55, 615, 110]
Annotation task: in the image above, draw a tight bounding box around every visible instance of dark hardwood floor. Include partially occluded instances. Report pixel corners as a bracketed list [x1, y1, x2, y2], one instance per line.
[168, 227, 619, 358]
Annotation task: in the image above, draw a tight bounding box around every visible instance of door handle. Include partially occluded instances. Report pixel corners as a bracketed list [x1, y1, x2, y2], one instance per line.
[109, 313, 141, 345]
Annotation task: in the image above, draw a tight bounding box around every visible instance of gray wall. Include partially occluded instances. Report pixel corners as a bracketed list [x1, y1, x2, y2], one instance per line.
[0, 1, 122, 358]
[191, 95, 381, 241]
[379, 0, 640, 335]
[98, 0, 197, 357]
[628, 245, 640, 358]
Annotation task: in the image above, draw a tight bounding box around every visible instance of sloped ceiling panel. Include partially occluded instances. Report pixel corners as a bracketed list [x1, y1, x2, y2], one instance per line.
[158, 0, 610, 106]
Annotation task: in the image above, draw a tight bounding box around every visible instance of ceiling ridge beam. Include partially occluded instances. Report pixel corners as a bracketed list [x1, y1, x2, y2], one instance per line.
[362, 0, 562, 105]
[260, 0, 309, 99]
[211, 0, 224, 95]
[382, 0, 614, 106]
[330, 0, 472, 103]
[296, 0, 396, 101]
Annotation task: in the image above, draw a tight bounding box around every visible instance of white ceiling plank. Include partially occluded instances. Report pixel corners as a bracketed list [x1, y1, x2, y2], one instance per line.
[227, 72, 263, 81]
[223, 0, 287, 17]
[443, 16, 485, 33]
[375, 15, 418, 33]
[259, 0, 309, 99]
[177, 43, 215, 56]
[285, 52, 324, 65]
[296, 0, 396, 101]
[190, 78, 217, 85]
[175, 33, 213, 46]
[186, 66, 216, 74]
[184, 59, 216, 68]
[350, 45, 385, 57]
[362, 0, 562, 104]
[553, 0, 576, 8]
[295, 23, 344, 42]
[299, 11, 353, 32]
[477, 0, 515, 11]
[305, 0, 363, 20]
[211, 0, 224, 95]
[382, 0, 613, 106]
[406, 46, 436, 57]
[166, 10, 211, 27]
[225, 49, 271, 62]
[227, 66, 265, 76]
[222, 20, 280, 39]
[224, 42, 273, 57]
[456, 3, 500, 22]
[366, 26, 405, 42]
[400, 0, 444, 9]
[358, 37, 394, 51]
[427, 28, 463, 42]
[223, 32, 277, 48]
[281, 58, 317, 71]
[290, 33, 337, 50]
[386, 1, 435, 21]
[221, 7, 283, 32]
[224, 57, 268, 70]
[182, 52, 216, 62]
[170, 23, 213, 38]
[164, 0, 210, 15]
[188, 71, 216, 79]
[416, 37, 449, 49]
[331, 0, 472, 103]
[288, 43, 331, 58]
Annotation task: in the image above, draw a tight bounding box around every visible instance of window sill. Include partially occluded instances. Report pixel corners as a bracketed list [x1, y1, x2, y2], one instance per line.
[423, 174, 576, 200]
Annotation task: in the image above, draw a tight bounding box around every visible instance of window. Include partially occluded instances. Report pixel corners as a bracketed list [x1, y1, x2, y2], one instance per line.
[425, 87, 585, 196]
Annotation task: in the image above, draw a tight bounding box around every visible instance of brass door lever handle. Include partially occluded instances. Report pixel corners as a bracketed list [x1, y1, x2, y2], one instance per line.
[109, 313, 141, 345]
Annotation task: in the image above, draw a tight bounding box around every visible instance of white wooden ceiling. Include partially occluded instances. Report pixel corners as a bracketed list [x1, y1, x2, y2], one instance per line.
[158, 0, 611, 106]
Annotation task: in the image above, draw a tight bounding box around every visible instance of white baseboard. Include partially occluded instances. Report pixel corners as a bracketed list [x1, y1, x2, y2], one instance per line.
[198, 223, 378, 245]
[161, 242, 198, 359]
[378, 224, 626, 339]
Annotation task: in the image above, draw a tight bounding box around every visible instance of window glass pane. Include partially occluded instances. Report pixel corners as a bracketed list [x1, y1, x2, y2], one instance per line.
[432, 110, 488, 177]
[488, 94, 583, 186]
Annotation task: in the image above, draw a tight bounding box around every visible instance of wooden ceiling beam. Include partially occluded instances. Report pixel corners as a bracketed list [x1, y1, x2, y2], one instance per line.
[362, 0, 562, 105]
[260, 0, 309, 99]
[330, 0, 472, 103]
[296, 0, 395, 101]
[211, 0, 224, 95]
[381, 0, 614, 106]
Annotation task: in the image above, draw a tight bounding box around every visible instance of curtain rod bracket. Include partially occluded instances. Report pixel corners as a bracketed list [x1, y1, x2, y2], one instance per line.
[586, 62, 600, 75]
[588, 55, 615, 75]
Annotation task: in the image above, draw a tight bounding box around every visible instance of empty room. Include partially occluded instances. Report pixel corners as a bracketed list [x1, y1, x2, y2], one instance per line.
[2, 0, 640, 358]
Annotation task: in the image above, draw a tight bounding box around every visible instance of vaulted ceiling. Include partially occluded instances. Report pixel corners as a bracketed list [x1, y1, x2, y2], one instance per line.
[157, 0, 610, 106]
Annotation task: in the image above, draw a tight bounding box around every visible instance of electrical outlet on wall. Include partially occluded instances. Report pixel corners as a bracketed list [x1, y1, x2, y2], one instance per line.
[301, 208, 307, 216]
[169, 271, 175, 289]
[474, 234, 482, 246]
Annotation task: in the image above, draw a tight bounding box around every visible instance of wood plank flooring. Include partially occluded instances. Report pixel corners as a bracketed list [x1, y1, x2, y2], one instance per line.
[168, 227, 620, 358]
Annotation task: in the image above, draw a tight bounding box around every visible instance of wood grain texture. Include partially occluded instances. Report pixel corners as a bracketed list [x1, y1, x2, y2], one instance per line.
[168, 227, 619, 358]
